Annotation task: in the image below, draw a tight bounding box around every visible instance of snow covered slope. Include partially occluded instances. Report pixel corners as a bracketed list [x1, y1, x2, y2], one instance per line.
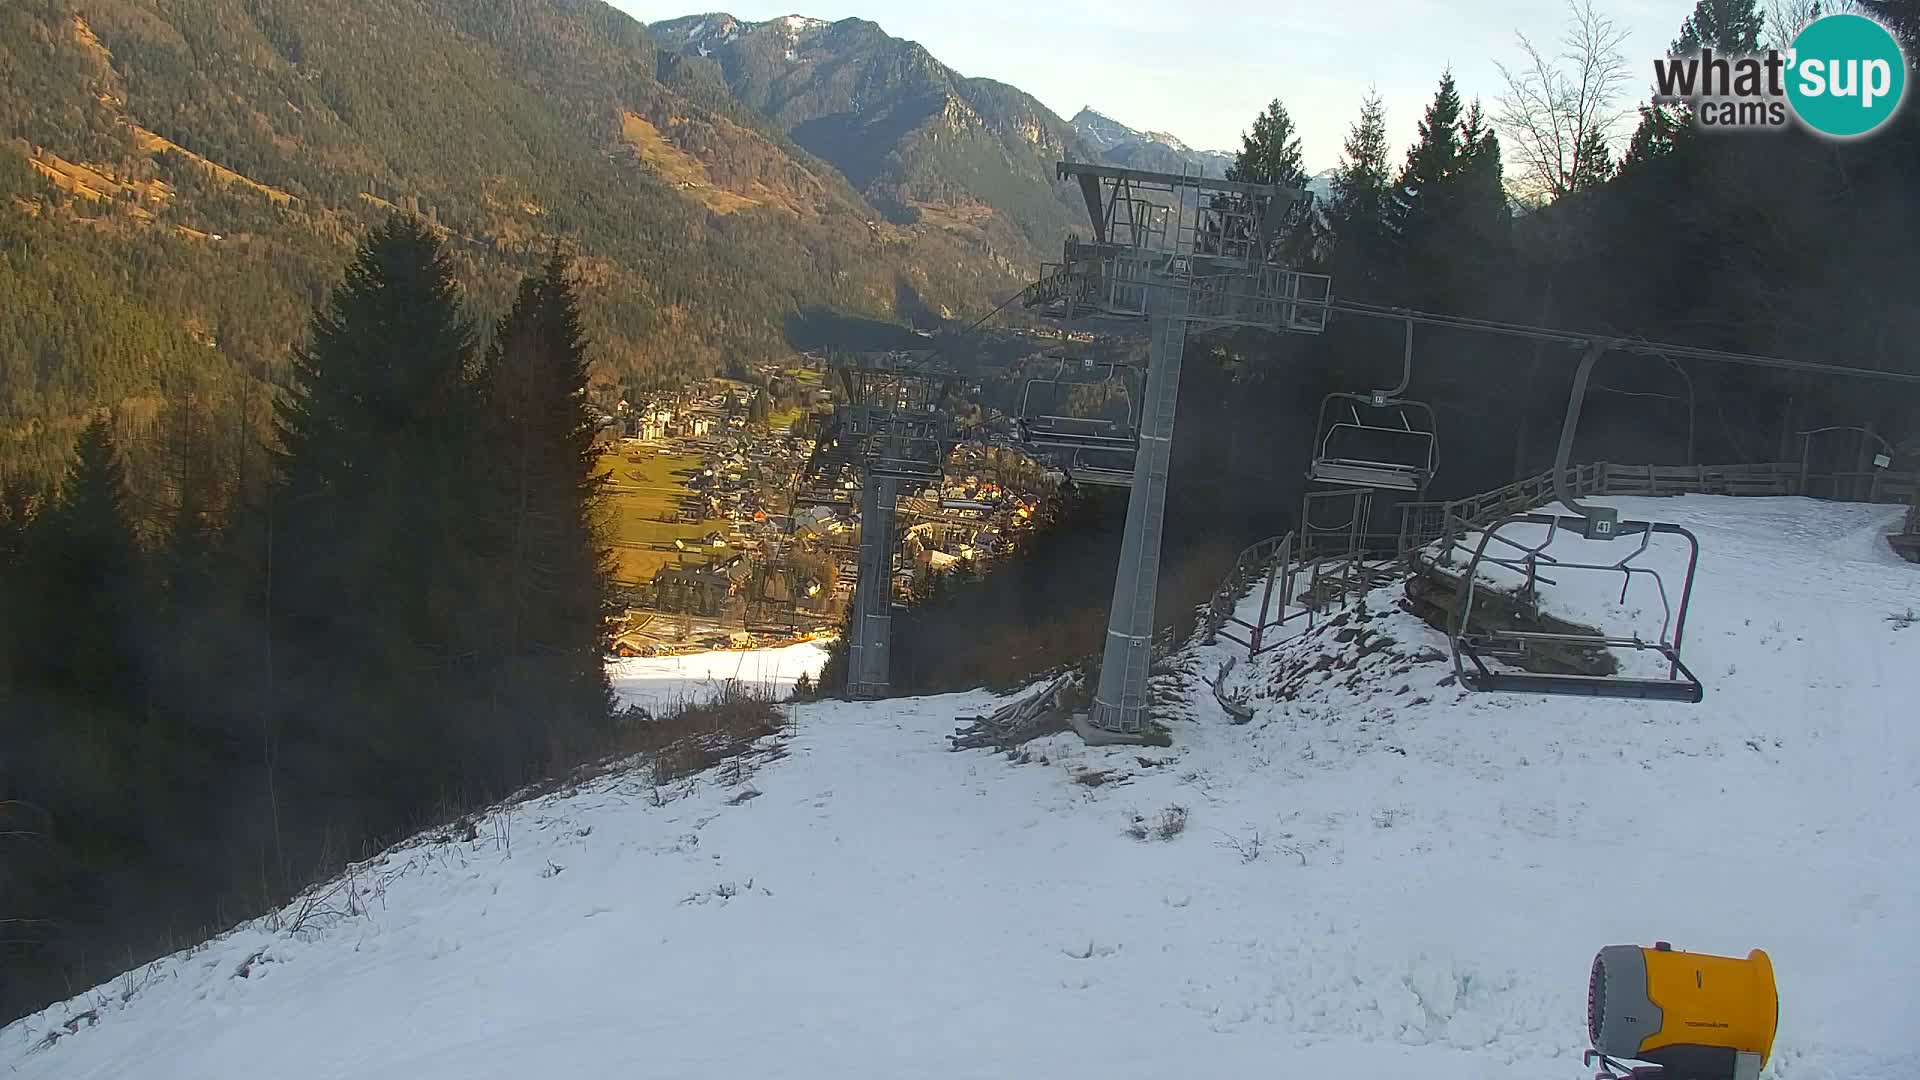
[4, 496, 1916, 1079]
[608, 640, 830, 713]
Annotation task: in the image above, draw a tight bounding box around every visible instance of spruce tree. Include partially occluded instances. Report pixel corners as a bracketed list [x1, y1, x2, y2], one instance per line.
[0, 478, 38, 571]
[1452, 104, 1510, 238]
[1626, 0, 1764, 170]
[1392, 72, 1469, 304]
[1227, 99, 1307, 190]
[1393, 71, 1466, 242]
[23, 417, 145, 716]
[271, 213, 480, 826]
[474, 256, 614, 776]
[1674, 0, 1764, 52]
[1452, 102, 1515, 313]
[1324, 89, 1395, 295]
[1622, 103, 1691, 170]
[1568, 126, 1617, 191]
[1855, 1, 1917, 49]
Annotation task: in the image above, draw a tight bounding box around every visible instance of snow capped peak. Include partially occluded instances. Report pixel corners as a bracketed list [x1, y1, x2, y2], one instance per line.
[1143, 129, 1192, 153]
[772, 14, 828, 35]
[675, 13, 745, 48]
[665, 12, 828, 52]
[1070, 106, 1219, 158]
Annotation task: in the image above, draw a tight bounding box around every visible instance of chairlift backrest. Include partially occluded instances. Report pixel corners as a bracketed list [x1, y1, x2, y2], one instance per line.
[1308, 392, 1437, 491]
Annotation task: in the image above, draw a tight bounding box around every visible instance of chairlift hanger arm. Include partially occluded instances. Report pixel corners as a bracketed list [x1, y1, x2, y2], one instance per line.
[1372, 318, 1413, 401]
[1554, 341, 1610, 520]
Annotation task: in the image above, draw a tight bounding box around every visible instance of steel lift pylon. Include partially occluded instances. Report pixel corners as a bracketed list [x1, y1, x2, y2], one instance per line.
[1021, 163, 1332, 738]
[829, 353, 956, 699]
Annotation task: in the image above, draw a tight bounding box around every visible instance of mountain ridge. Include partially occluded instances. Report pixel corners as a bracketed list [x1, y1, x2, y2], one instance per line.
[645, 10, 1092, 258]
[1068, 105, 1234, 178]
[0, 0, 1038, 477]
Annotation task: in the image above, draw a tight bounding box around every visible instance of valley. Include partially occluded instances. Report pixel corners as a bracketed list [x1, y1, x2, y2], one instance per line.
[3, 1, 1919, 1073]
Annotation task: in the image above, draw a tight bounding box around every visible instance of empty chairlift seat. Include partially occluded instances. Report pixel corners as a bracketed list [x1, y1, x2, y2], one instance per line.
[1016, 360, 1141, 488]
[1307, 393, 1437, 493]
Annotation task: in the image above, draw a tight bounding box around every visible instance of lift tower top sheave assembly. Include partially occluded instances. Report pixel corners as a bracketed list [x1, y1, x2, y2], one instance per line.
[1022, 162, 1331, 737]
[832, 352, 955, 700]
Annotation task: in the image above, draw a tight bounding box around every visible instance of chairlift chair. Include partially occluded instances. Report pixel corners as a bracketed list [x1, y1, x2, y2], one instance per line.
[1452, 513, 1705, 703]
[1015, 356, 1141, 481]
[1063, 447, 1135, 488]
[1306, 318, 1438, 493]
[1307, 393, 1438, 492]
[1449, 340, 1707, 704]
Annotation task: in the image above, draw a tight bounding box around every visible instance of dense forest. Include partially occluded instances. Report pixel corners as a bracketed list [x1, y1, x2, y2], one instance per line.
[870, 0, 1920, 695]
[0, 218, 620, 1024]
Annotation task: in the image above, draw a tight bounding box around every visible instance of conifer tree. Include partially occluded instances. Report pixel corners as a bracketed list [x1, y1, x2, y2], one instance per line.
[271, 213, 480, 823]
[1391, 72, 1469, 304]
[1855, 1, 1916, 49]
[0, 478, 37, 571]
[1674, 0, 1765, 52]
[1568, 126, 1617, 191]
[1227, 99, 1308, 190]
[1324, 89, 1395, 294]
[1455, 102, 1512, 241]
[24, 417, 145, 716]
[1625, 0, 1763, 170]
[1393, 71, 1466, 242]
[1452, 101, 1515, 314]
[1622, 103, 1691, 170]
[473, 256, 614, 775]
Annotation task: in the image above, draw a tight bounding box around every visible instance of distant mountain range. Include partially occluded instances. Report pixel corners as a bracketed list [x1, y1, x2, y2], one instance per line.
[644, 13, 1322, 251]
[1, 1, 1343, 471]
[1067, 107, 1234, 178]
[647, 12, 1090, 258]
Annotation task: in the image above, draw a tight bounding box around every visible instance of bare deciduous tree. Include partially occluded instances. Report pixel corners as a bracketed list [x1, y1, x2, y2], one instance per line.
[1767, 0, 1851, 46]
[1768, 0, 1815, 44]
[1496, 0, 1633, 203]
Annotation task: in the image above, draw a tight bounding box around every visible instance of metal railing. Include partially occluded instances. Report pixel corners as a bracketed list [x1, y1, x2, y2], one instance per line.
[1201, 521, 1402, 656]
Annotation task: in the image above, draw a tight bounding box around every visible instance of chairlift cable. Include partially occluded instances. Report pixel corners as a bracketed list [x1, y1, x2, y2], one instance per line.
[1327, 300, 1920, 387]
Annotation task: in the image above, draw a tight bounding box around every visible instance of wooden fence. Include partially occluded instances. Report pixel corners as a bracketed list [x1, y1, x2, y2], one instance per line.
[1203, 459, 1920, 656]
[1396, 461, 1919, 564]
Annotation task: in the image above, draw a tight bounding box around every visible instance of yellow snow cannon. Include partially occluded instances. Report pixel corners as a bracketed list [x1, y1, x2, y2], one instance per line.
[1585, 942, 1777, 1080]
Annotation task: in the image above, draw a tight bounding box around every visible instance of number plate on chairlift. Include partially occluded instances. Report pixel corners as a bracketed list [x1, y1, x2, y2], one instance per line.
[1582, 507, 1621, 540]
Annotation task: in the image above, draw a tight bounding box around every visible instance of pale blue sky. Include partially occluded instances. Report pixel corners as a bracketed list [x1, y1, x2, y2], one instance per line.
[610, 1, 1693, 172]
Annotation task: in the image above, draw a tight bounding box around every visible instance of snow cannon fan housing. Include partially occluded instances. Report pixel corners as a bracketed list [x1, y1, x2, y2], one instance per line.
[1588, 943, 1777, 1080]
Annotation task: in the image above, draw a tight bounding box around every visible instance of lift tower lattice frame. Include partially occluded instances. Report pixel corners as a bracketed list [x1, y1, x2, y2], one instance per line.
[828, 353, 956, 699]
[1022, 163, 1332, 736]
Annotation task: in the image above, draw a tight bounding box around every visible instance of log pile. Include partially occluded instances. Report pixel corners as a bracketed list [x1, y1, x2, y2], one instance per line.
[1403, 556, 1618, 677]
[949, 673, 1077, 751]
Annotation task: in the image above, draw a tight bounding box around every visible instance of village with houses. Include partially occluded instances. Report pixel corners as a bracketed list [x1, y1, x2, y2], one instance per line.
[590, 354, 1052, 659]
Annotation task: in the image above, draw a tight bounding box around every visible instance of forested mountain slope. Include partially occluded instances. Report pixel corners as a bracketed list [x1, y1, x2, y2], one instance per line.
[647, 13, 1090, 258]
[0, 0, 1025, 477]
